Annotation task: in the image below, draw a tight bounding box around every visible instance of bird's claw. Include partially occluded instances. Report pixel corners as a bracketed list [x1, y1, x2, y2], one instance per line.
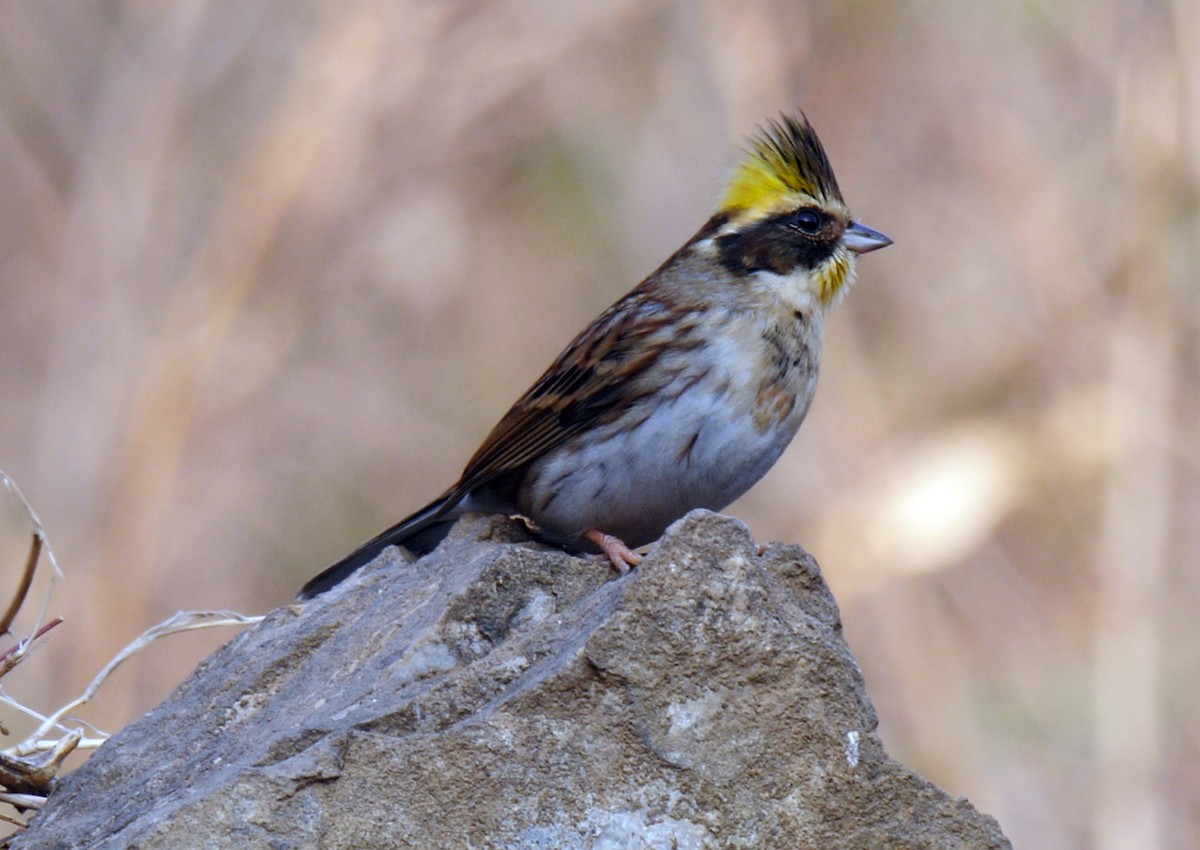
[584, 529, 643, 575]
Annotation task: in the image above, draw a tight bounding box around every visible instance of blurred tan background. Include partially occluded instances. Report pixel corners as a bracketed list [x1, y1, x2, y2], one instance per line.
[0, 0, 1196, 846]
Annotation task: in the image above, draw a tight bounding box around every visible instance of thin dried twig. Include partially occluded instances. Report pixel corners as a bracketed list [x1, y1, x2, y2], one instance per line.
[0, 470, 63, 686]
[0, 471, 265, 827]
[0, 792, 44, 812]
[0, 471, 62, 581]
[0, 619, 63, 680]
[0, 807, 27, 826]
[0, 692, 105, 750]
[0, 534, 40, 637]
[0, 730, 80, 796]
[23, 610, 263, 746]
[0, 618, 63, 663]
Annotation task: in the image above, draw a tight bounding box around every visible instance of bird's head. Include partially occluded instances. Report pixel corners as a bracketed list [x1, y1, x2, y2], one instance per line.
[712, 113, 890, 309]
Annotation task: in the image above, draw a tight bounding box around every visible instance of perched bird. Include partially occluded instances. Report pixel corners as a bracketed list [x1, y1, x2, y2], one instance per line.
[299, 112, 890, 600]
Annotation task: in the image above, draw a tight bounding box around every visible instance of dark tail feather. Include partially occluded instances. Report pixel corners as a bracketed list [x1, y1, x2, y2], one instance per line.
[297, 495, 456, 600]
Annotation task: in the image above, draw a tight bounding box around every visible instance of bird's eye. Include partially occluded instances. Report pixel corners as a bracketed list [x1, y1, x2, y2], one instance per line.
[794, 209, 823, 235]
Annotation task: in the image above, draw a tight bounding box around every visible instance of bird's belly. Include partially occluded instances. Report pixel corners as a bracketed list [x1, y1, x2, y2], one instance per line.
[518, 371, 816, 548]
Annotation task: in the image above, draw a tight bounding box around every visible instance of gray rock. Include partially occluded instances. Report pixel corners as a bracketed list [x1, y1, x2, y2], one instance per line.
[14, 510, 1010, 849]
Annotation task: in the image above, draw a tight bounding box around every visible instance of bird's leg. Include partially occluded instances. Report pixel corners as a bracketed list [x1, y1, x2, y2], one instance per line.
[584, 529, 643, 575]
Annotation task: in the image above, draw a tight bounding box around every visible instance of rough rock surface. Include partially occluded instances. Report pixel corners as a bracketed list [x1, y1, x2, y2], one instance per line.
[14, 511, 1010, 849]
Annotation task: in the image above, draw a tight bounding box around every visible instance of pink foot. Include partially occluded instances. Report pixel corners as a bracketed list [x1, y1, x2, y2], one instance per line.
[583, 529, 643, 575]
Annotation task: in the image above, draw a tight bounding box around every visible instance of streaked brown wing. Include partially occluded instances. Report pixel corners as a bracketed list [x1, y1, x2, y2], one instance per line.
[447, 294, 678, 500]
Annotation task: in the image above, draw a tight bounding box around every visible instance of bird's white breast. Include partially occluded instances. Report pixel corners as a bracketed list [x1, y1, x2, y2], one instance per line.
[520, 305, 824, 547]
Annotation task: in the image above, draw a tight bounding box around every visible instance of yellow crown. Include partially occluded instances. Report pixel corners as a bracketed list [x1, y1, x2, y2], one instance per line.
[721, 113, 844, 221]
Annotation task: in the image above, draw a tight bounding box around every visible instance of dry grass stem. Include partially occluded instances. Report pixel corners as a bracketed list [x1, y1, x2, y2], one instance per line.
[0, 483, 262, 825]
[0, 619, 63, 680]
[0, 536, 40, 639]
[0, 472, 61, 584]
[22, 610, 262, 748]
[0, 731, 80, 797]
[0, 793, 43, 812]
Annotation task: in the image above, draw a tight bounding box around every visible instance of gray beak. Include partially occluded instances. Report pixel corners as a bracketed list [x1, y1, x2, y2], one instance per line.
[843, 221, 892, 254]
